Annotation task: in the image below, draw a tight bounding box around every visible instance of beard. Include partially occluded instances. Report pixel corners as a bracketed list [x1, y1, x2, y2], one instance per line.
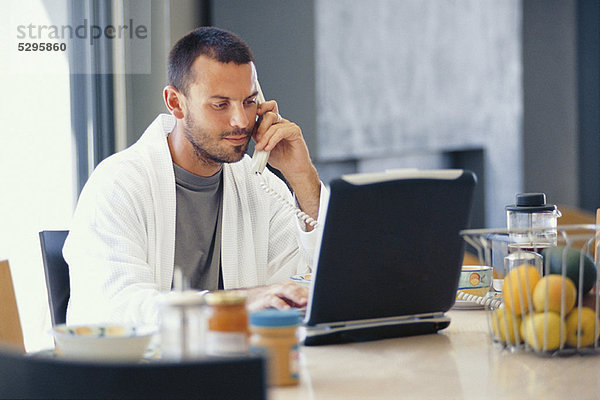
[183, 113, 251, 165]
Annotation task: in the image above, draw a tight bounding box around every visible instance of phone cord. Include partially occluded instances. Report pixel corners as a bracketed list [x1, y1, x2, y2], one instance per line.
[456, 290, 502, 309]
[256, 172, 319, 228]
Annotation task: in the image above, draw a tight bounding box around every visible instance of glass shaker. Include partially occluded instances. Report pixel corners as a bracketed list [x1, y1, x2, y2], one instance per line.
[159, 290, 207, 361]
[503, 193, 561, 283]
[506, 192, 561, 251]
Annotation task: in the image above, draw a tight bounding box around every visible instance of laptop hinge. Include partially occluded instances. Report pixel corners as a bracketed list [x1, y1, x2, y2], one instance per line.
[303, 312, 448, 336]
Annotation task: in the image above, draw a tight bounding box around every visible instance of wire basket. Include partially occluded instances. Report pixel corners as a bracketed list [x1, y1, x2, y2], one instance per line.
[460, 224, 600, 356]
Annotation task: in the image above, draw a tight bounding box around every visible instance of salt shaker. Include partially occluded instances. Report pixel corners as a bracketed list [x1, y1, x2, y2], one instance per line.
[159, 290, 207, 360]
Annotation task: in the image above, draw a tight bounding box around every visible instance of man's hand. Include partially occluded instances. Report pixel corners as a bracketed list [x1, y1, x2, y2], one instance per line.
[245, 281, 308, 312]
[253, 100, 321, 229]
[253, 100, 313, 177]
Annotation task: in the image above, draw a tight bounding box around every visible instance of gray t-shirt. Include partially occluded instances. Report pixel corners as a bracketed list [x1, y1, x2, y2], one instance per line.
[173, 163, 223, 290]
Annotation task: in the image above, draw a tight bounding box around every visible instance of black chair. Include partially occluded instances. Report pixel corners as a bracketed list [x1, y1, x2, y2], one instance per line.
[0, 349, 266, 399]
[39, 230, 70, 326]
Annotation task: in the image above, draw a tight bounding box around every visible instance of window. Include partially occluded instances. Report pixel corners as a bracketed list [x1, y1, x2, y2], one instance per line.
[1, 0, 74, 351]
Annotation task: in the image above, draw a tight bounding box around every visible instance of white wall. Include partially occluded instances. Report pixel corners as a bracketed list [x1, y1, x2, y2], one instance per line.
[315, 0, 523, 227]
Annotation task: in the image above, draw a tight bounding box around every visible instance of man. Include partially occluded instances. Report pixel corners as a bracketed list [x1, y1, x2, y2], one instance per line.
[63, 27, 328, 325]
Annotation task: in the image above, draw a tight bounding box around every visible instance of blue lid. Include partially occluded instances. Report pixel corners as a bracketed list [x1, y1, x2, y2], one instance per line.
[249, 309, 301, 327]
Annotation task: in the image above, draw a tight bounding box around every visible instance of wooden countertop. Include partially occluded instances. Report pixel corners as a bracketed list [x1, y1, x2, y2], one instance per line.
[271, 309, 600, 399]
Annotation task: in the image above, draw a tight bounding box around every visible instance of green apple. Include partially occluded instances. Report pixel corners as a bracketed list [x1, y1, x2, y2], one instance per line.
[542, 247, 597, 295]
[565, 306, 600, 348]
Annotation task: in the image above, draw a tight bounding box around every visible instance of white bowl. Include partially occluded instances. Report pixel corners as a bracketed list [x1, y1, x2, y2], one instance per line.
[52, 324, 157, 362]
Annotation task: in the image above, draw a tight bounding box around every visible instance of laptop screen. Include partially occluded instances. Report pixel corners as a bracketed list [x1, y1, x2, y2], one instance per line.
[304, 169, 476, 327]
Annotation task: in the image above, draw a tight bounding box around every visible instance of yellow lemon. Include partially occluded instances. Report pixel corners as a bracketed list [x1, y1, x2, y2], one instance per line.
[503, 264, 541, 316]
[520, 312, 566, 351]
[491, 307, 522, 345]
[565, 307, 600, 348]
[532, 274, 577, 315]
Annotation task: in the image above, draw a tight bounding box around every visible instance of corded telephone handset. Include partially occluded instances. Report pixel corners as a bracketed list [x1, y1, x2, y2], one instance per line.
[250, 81, 318, 228]
[250, 80, 269, 175]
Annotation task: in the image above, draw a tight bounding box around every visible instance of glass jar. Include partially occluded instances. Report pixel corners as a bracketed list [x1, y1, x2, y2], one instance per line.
[500, 193, 561, 290]
[159, 290, 207, 361]
[249, 309, 301, 386]
[506, 192, 561, 251]
[204, 290, 249, 356]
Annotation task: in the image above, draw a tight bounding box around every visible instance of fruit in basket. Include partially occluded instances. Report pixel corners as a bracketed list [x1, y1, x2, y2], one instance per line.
[532, 275, 576, 314]
[503, 264, 541, 316]
[542, 246, 597, 294]
[565, 307, 600, 347]
[491, 307, 522, 344]
[520, 311, 566, 351]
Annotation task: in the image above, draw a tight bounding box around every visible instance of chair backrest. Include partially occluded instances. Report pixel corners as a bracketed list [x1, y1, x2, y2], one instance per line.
[39, 230, 70, 326]
[0, 260, 25, 352]
[0, 350, 266, 399]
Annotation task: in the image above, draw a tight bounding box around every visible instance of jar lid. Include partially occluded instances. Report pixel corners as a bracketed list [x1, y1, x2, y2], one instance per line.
[160, 290, 205, 307]
[250, 309, 301, 327]
[505, 193, 557, 213]
[204, 290, 247, 306]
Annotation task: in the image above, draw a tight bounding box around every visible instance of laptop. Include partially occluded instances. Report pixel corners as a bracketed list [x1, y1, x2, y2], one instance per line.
[301, 169, 476, 346]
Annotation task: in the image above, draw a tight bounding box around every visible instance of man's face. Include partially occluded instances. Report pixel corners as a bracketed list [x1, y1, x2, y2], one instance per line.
[181, 56, 259, 165]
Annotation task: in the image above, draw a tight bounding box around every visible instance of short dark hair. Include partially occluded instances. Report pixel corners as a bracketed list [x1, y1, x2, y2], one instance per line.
[167, 26, 254, 95]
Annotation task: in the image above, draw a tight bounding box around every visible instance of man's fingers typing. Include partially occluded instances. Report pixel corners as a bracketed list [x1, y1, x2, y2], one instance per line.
[245, 282, 308, 312]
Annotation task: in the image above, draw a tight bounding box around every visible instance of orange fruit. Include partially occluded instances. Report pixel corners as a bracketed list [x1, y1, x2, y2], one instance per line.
[532, 274, 576, 314]
[503, 264, 541, 316]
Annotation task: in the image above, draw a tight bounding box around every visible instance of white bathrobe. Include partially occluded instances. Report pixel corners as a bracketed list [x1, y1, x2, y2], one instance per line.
[63, 114, 328, 325]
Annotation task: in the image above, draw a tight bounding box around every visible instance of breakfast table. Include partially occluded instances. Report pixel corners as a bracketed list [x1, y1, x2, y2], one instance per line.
[271, 309, 600, 399]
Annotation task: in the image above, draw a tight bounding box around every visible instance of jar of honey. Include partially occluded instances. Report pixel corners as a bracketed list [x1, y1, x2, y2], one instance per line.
[204, 290, 249, 356]
[249, 309, 301, 386]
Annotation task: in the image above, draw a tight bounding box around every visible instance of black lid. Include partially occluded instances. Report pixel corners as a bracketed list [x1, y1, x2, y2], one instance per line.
[506, 193, 557, 212]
